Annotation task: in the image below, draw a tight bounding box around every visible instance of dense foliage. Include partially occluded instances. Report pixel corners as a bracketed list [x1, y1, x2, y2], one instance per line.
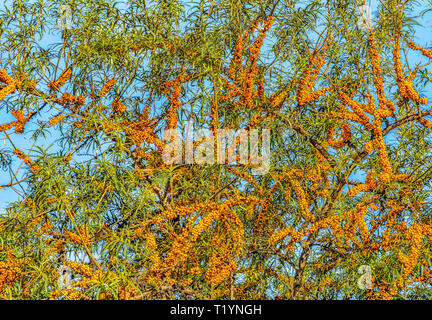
[1, 0, 432, 299]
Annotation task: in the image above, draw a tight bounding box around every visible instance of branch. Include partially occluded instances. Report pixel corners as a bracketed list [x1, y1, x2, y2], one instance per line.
[291, 122, 336, 168]
[383, 110, 432, 136]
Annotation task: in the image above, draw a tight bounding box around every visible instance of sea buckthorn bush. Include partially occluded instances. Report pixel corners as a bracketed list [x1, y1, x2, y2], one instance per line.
[1, 0, 432, 300]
